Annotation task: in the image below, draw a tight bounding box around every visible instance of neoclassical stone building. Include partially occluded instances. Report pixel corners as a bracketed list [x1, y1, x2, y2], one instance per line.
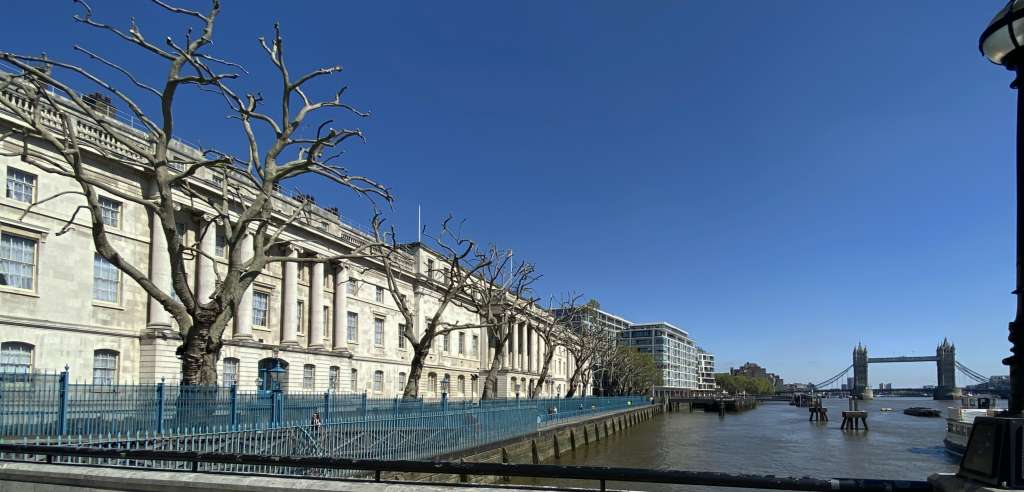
[0, 81, 581, 399]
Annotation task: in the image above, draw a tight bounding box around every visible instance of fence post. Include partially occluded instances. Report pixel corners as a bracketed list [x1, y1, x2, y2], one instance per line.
[155, 379, 166, 434]
[442, 392, 448, 411]
[323, 391, 331, 425]
[271, 388, 283, 426]
[361, 391, 368, 419]
[392, 397, 399, 418]
[57, 366, 69, 435]
[229, 384, 238, 429]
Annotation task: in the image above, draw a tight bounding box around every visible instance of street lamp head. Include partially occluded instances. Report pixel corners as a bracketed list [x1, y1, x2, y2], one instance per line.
[981, 0, 1024, 68]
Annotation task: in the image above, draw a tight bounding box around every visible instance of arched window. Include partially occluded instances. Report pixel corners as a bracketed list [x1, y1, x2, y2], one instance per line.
[93, 349, 119, 386]
[373, 370, 384, 392]
[457, 375, 466, 395]
[257, 358, 289, 392]
[223, 358, 239, 387]
[350, 368, 358, 392]
[441, 374, 450, 394]
[471, 375, 479, 396]
[0, 342, 33, 374]
[398, 372, 407, 393]
[427, 372, 437, 395]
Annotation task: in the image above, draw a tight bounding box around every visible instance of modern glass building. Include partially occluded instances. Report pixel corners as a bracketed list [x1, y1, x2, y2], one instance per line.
[620, 322, 699, 390]
[697, 347, 716, 391]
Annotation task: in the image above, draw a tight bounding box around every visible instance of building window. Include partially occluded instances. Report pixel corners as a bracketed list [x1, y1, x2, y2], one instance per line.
[214, 225, 226, 257]
[441, 374, 450, 394]
[92, 253, 120, 303]
[398, 372, 407, 393]
[0, 232, 36, 290]
[347, 278, 358, 295]
[374, 318, 384, 346]
[458, 332, 465, 355]
[442, 333, 450, 352]
[92, 349, 118, 385]
[5, 168, 35, 203]
[223, 358, 239, 387]
[471, 335, 479, 355]
[426, 259, 435, 280]
[347, 312, 358, 342]
[457, 375, 466, 395]
[373, 370, 384, 392]
[0, 342, 33, 373]
[252, 291, 269, 327]
[375, 285, 384, 303]
[427, 372, 437, 395]
[98, 197, 121, 228]
[303, 364, 315, 390]
[329, 366, 340, 391]
[471, 376, 478, 396]
[398, 324, 407, 349]
[350, 368, 358, 392]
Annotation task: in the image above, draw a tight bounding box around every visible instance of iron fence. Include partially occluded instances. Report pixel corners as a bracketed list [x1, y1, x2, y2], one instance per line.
[0, 369, 644, 439]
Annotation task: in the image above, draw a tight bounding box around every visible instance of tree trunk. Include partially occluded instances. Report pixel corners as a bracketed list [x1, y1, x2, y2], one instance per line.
[481, 350, 505, 400]
[178, 317, 221, 385]
[530, 342, 555, 399]
[564, 364, 583, 398]
[402, 345, 429, 400]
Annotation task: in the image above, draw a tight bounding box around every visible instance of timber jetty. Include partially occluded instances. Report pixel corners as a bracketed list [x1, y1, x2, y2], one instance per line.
[666, 396, 758, 415]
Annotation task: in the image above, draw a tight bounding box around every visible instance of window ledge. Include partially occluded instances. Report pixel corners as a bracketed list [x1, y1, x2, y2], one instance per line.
[0, 286, 39, 298]
[92, 301, 125, 311]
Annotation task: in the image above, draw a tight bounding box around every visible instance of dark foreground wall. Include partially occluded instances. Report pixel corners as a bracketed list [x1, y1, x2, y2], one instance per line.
[0, 462, 539, 492]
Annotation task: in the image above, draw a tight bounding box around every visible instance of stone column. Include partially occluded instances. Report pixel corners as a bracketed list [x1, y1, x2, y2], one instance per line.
[486, 331, 495, 368]
[281, 247, 299, 346]
[196, 216, 217, 304]
[233, 233, 254, 339]
[532, 325, 540, 373]
[514, 322, 522, 371]
[332, 262, 348, 350]
[308, 261, 325, 348]
[147, 210, 172, 328]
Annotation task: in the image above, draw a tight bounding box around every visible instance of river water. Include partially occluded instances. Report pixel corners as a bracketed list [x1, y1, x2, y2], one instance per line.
[520, 397, 968, 491]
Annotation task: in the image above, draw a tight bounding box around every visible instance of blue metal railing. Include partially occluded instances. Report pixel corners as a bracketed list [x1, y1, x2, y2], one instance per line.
[0, 369, 645, 439]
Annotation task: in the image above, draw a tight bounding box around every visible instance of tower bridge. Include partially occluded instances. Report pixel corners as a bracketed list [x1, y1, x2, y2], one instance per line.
[810, 339, 995, 400]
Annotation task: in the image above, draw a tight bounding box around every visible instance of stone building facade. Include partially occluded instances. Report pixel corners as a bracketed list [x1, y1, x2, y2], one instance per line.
[0, 82, 579, 399]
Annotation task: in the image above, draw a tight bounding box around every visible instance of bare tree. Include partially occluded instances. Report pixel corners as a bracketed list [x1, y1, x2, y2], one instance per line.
[373, 216, 491, 399]
[562, 319, 615, 398]
[466, 246, 539, 400]
[0, 1, 389, 384]
[528, 293, 582, 399]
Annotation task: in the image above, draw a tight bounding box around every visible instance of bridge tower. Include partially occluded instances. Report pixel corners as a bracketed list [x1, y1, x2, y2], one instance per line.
[934, 338, 960, 400]
[852, 343, 872, 400]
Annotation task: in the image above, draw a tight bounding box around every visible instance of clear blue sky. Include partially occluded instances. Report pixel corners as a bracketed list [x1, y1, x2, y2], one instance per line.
[2, 1, 1017, 387]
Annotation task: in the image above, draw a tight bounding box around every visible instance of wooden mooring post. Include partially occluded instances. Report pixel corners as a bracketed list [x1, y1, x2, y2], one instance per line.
[808, 398, 828, 422]
[840, 397, 868, 431]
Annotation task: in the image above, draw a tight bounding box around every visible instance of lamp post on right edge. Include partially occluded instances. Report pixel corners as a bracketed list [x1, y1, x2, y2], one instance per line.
[958, 1, 1024, 488]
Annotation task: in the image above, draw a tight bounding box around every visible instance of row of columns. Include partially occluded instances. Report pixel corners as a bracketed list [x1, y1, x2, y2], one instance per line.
[496, 322, 548, 374]
[146, 211, 352, 351]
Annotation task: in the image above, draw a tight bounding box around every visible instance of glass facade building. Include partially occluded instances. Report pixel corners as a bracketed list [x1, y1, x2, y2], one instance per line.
[620, 322, 699, 390]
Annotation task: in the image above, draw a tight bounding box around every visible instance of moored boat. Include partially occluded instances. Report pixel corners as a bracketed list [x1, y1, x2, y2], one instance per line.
[944, 395, 999, 456]
[904, 407, 942, 417]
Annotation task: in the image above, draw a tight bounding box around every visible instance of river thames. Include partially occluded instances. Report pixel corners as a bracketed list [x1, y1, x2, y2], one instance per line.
[521, 397, 967, 491]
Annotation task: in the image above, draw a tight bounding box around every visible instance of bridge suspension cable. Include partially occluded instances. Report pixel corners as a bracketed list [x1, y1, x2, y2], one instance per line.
[813, 365, 853, 389]
[955, 361, 989, 384]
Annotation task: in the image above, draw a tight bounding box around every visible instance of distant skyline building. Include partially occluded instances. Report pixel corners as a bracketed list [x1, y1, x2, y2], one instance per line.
[621, 322, 699, 390]
[730, 362, 782, 387]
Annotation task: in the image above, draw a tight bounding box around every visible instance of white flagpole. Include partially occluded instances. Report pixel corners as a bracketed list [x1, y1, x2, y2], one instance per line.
[417, 205, 421, 243]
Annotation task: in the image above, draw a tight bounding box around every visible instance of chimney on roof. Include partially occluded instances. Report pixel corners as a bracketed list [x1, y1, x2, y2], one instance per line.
[83, 92, 116, 118]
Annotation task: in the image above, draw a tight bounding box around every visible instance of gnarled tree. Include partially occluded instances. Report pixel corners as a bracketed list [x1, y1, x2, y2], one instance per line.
[0, 0, 389, 384]
[466, 246, 539, 400]
[374, 216, 491, 399]
[529, 293, 582, 399]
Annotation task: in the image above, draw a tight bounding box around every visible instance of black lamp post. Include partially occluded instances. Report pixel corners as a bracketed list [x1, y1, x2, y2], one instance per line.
[959, 2, 1024, 487]
[981, 0, 1024, 417]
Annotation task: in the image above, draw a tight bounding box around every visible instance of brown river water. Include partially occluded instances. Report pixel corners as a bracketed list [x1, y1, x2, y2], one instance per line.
[516, 397, 967, 491]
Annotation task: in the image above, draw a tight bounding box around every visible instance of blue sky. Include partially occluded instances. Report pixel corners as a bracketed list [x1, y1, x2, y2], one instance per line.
[1, 1, 1016, 387]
